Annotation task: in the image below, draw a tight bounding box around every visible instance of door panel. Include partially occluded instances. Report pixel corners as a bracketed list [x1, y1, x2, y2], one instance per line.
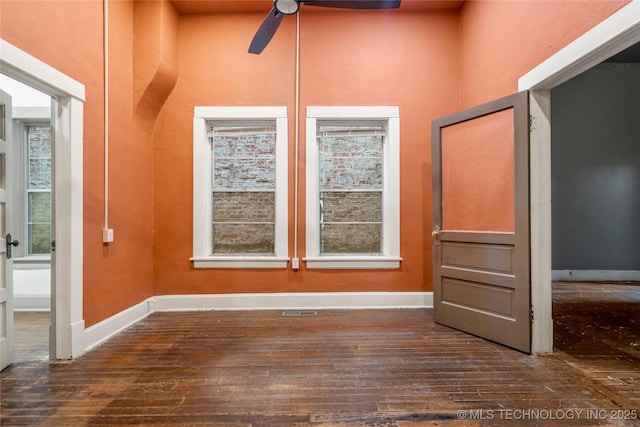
[0, 89, 14, 370]
[432, 92, 531, 353]
[442, 109, 515, 232]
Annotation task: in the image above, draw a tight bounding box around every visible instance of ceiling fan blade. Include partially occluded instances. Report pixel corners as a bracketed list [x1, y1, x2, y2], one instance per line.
[249, 7, 285, 54]
[303, 0, 401, 9]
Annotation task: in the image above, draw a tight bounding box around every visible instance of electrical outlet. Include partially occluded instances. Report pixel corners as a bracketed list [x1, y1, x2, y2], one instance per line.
[103, 228, 114, 243]
[292, 257, 300, 270]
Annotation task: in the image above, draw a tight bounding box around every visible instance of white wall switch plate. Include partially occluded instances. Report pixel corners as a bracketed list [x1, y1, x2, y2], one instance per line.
[103, 228, 114, 243]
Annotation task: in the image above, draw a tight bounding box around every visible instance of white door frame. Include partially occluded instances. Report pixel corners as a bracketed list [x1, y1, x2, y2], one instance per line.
[0, 39, 85, 359]
[518, 0, 640, 353]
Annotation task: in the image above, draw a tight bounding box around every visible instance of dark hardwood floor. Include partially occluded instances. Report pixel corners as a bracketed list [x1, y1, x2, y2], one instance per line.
[1, 282, 638, 426]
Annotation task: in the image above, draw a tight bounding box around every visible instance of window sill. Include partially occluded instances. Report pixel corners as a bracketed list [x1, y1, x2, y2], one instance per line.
[303, 256, 402, 270]
[191, 256, 290, 269]
[13, 255, 51, 270]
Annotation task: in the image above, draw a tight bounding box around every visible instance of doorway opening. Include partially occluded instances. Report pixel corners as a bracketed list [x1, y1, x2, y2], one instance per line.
[549, 50, 640, 365]
[0, 38, 85, 363]
[519, 0, 640, 354]
[0, 74, 53, 362]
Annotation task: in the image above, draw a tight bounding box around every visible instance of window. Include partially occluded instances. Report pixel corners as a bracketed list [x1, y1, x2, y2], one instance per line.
[26, 125, 52, 255]
[305, 106, 401, 269]
[192, 107, 288, 268]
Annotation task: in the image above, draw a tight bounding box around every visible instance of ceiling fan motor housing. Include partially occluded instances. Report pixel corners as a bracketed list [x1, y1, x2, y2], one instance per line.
[275, 0, 300, 14]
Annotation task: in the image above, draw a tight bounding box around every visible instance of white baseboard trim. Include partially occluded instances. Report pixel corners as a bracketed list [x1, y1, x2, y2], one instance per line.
[83, 299, 153, 352]
[70, 320, 86, 359]
[552, 270, 640, 282]
[14, 295, 50, 311]
[83, 292, 433, 353]
[151, 292, 434, 312]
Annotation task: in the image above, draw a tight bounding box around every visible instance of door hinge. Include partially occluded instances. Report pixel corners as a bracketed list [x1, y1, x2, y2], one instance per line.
[529, 114, 535, 132]
[530, 307, 535, 322]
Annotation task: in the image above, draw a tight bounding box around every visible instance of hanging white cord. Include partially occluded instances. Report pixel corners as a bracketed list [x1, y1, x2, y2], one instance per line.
[293, 12, 300, 260]
[103, 0, 110, 231]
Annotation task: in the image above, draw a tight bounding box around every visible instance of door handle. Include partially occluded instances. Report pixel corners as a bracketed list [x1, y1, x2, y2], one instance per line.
[6, 233, 19, 260]
[432, 227, 441, 246]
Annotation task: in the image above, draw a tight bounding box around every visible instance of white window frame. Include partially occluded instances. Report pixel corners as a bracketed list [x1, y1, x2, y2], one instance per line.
[10, 107, 52, 263]
[305, 106, 401, 269]
[25, 123, 53, 257]
[191, 106, 289, 268]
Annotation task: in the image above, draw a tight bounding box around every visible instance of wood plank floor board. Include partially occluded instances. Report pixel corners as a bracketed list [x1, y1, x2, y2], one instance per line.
[3, 283, 639, 426]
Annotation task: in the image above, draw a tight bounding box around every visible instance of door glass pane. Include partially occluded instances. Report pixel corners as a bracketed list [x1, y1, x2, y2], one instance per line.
[0, 103, 5, 140]
[441, 108, 515, 232]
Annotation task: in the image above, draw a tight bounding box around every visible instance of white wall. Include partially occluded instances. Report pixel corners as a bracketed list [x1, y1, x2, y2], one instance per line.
[14, 268, 50, 311]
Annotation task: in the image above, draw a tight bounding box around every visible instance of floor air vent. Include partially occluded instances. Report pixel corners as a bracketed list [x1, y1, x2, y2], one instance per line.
[282, 311, 318, 317]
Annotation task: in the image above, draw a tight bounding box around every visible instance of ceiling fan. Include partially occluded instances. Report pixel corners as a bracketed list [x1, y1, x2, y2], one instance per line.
[249, 0, 401, 54]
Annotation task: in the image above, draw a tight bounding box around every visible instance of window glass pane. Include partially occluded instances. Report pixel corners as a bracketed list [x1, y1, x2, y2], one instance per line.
[213, 158, 275, 189]
[213, 192, 274, 222]
[318, 121, 385, 255]
[29, 192, 51, 222]
[319, 135, 383, 190]
[27, 126, 52, 255]
[28, 127, 52, 189]
[29, 159, 51, 189]
[28, 192, 51, 255]
[212, 125, 275, 157]
[29, 223, 51, 255]
[320, 192, 381, 223]
[213, 224, 274, 254]
[321, 223, 381, 254]
[208, 120, 277, 256]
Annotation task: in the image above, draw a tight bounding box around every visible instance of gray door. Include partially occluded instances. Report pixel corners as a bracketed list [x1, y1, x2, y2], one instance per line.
[431, 92, 531, 353]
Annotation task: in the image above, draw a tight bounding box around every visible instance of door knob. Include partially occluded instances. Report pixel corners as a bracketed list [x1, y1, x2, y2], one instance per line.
[6, 233, 19, 260]
[432, 227, 441, 246]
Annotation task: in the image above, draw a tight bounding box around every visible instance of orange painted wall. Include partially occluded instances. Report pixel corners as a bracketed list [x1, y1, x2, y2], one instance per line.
[152, 10, 460, 295]
[0, 0, 155, 327]
[457, 0, 630, 108]
[2, 0, 633, 328]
